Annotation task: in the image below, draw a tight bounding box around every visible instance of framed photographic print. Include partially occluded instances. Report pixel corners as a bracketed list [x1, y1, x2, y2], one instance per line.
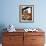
[19, 5, 34, 23]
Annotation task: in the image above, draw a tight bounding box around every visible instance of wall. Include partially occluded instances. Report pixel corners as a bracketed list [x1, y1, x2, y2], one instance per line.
[0, 0, 46, 44]
[0, 0, 46, 29]
[0, 0, 39, 29]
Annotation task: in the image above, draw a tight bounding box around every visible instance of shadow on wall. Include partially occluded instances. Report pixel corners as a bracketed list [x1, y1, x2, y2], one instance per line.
[0, 24, 7, 43]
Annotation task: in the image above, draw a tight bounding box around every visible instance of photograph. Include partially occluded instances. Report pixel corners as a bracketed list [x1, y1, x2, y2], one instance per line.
[19, 5, 34, 22]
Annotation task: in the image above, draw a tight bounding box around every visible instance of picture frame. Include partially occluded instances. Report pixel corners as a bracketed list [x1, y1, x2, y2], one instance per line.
[19, 5, 34, 23]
